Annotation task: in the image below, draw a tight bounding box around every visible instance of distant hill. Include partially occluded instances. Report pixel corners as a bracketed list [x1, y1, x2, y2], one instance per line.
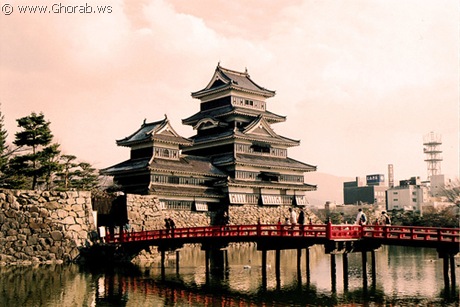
[304, 172, 353, 207]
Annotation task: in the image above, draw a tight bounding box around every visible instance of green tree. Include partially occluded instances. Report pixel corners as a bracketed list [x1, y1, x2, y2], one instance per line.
[55, 154, 78, 190]
[11, 112, 54, 190]
[54, 156, 100, 191]
[72, 162, 99, 191]
[39, 143, 62, 190]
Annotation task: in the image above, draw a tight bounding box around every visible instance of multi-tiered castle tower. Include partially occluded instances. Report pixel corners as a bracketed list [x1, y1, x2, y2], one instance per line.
[182, 64, 316, 206]
[102, 64, 316, 212]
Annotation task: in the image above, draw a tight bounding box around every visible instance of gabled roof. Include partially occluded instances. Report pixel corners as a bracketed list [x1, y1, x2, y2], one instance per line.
[192, 64, 276, 99]
[187, 116, 299, 147]
[117, 115, 192, 147]
[243, 115, 277, 137]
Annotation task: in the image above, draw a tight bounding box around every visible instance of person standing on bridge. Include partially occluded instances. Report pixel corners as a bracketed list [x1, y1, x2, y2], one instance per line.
[164, 218, 170, 236]
[381, 211, 391, 225]
[168, 218, 176, 237]
[289, 208, 297, 229]
[356, 208, 367, 225]
[297, 209, 305, 225]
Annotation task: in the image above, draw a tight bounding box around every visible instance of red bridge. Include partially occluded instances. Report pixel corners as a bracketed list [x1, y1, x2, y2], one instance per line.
[105, 223, 459, 251]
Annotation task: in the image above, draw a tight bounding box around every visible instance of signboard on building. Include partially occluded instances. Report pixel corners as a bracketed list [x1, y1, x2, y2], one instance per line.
[366, 174, 385, 186]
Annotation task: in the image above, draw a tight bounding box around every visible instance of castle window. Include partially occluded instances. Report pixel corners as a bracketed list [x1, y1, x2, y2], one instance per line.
[259, 172, 279, 182]
[251, 143, 271, 153]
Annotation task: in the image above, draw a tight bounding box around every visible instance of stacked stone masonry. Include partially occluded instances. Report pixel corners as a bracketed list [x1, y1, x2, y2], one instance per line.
[0, 189, 96, 265]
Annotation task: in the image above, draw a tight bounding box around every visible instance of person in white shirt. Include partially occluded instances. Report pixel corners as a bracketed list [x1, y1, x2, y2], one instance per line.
[289, 208, 297, 226]
[356, 208, 367, 225]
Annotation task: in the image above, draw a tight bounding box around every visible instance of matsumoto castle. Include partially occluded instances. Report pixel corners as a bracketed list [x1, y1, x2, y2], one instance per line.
[101, 64, 317, 212]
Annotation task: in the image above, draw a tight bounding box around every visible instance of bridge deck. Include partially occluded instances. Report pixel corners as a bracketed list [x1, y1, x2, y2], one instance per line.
[104, 224, 459, 253]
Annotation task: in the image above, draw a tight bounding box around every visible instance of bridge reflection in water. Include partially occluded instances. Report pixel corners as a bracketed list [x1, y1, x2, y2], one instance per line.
[91, 245, 459, 306]
[102, 223, 459, 295]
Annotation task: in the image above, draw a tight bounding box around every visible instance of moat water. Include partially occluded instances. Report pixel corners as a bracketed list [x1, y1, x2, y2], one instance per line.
[1, 245, 458, 306]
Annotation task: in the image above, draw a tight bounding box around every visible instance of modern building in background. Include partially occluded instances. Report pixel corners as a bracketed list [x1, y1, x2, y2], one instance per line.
[386, 176, 429, 211]
[343, 174, 387, 206]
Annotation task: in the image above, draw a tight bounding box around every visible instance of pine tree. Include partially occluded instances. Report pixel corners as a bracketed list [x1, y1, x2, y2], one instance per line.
[39, 143, 62, 190]
[55, 154, 78, 190]
[72, 162, 99, 191]
[11, 112, 54, 190]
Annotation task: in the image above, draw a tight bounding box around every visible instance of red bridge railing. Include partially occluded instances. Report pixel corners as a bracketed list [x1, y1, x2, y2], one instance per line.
[104, 224, 459, 245]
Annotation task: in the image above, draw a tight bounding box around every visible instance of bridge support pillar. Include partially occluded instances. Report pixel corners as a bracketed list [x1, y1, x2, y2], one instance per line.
[450, 254, 456, 295]
[176, 250, 180, 274]
[361, 251, 368, 290]
[305, 247, 311, 285]
[275, 249, 281, 290]
[261, 250, 267, 290]
[297, 248, 302, 285]
[160, 250, 166, 280]
[442, 254, 451, 293]
[371, 250, 377, 287]
[343, 253, 349, 292]
[330, 254, 336, 293]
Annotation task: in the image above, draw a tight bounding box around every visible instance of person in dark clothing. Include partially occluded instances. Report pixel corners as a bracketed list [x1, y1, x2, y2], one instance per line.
[164, 218, 170, 236]
[297, 210, 305, 225]
[168, 218, 176, 236]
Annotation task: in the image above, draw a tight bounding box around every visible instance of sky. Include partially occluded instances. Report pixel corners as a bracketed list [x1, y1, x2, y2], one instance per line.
[0, 0, 459, 184]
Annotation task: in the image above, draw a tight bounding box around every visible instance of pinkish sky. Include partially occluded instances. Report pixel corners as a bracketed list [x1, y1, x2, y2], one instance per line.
[0, 0, 458, 183]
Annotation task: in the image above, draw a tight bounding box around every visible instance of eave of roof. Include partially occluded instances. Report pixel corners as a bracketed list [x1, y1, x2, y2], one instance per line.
[182, 105, 286, 126]
[100, 158, 151, 175]
[212, 153, 317, 172]
[149, 155, 227, 178]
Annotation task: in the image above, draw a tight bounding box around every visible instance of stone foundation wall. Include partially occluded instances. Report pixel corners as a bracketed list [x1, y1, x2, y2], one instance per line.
[228, 204, 323, 225]
[126, 194, 322, 230]
[126, 194, 212, 231]
[0, 189, 96, 265]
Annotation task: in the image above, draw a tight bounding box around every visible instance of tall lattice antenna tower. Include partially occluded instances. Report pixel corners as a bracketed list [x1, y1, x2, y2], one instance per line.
[423, 132, 442, 179]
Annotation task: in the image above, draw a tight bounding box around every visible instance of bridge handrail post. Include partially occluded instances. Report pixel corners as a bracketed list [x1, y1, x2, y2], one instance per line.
[326, 220, 332, 240]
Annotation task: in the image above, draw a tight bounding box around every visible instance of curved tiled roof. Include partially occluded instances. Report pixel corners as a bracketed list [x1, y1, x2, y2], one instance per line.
[117, 117, 191, 147]
[100, 158, 150, 175]
[192, 64, 276, 99]
[100, 155, 227, 178]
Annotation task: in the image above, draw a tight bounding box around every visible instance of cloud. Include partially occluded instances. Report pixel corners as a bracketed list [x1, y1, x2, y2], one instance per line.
[0, 0, 458, 182]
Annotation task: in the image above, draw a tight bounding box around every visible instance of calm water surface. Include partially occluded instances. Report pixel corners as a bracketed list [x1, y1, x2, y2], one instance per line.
[0, 245, 458, 306]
